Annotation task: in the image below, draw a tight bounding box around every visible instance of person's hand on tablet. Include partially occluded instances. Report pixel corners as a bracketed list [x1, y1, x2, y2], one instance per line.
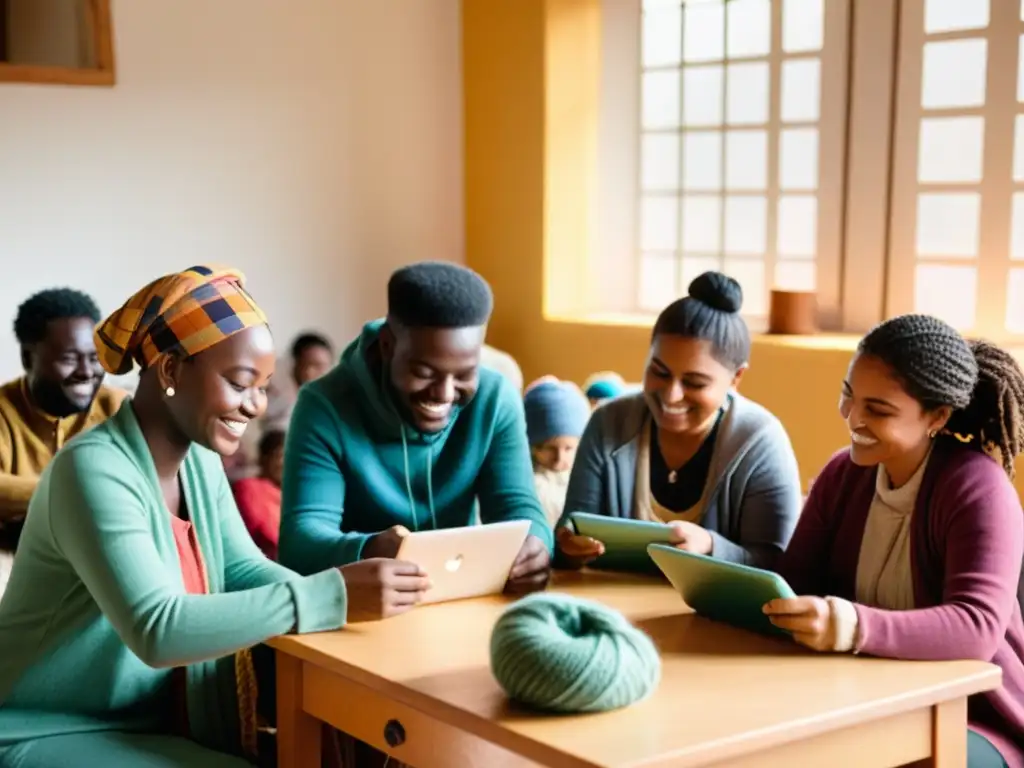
[762, 596, 835, 651]
[666, 521, 713, 555]
[339, 558, 431, 622]
[362, 524, 411, 559]
[505, 535, 551, 594]
[555, 525, 605, 568]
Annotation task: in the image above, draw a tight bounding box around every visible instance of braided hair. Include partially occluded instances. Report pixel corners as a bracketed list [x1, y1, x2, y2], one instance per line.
[858, 314, 1024, 478]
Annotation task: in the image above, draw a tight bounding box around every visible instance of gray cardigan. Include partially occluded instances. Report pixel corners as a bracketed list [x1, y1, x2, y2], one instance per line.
[557, 392, 802, 569]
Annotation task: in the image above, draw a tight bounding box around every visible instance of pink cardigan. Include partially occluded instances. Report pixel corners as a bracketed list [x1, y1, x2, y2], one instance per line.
[779, 443, 1024, 766]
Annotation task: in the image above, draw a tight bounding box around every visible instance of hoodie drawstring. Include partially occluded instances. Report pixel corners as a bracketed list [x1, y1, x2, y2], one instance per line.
[400, 428, 438, 532]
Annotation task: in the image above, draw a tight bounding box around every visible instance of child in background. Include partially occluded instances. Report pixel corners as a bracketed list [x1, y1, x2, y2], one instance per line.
[583, 370, 626, 409]
[231, 429, 286, 560]
[524, 379, 592, 525]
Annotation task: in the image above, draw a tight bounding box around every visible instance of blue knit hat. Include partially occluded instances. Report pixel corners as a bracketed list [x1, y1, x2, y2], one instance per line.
[524, 380, 591, 446]
[583, 371, 626, 401]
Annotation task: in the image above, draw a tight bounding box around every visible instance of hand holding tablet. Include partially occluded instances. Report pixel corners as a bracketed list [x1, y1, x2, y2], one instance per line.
[647, 543, 796, 637]
[566, 512, 677, 572]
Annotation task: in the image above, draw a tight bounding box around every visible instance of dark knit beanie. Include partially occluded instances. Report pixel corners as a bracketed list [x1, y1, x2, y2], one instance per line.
[524, 380, 591, 446]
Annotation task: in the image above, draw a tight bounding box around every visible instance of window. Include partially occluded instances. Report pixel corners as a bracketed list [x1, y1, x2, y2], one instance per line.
[0, 0, 114, 86]
[635, 0, 849, 324]
[887, 0, 1024, 336]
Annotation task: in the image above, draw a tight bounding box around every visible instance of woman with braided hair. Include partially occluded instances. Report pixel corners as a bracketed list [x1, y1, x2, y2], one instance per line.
[764, 314, 1024, 767]
[0, 267, 429, 767]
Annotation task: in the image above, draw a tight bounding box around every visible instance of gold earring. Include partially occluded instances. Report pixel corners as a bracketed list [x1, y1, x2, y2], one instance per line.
[928, 429, 937, 439]
[165, 387, 176, 398]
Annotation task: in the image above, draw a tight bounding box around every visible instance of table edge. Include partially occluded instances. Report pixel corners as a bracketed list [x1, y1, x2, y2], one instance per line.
[269, 636, 1002, 768]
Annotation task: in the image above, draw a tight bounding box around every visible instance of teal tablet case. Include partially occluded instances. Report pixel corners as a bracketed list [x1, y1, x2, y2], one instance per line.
[568, 512, 675, 573]
[647, 543, 796, 637]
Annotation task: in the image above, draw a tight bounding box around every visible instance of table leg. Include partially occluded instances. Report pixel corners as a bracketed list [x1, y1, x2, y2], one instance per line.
[930, 697, 967, 768]
[276, 651, 322, 768]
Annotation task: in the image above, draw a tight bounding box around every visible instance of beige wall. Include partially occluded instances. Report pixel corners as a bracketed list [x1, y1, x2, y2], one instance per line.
[0, 0, 463, 389]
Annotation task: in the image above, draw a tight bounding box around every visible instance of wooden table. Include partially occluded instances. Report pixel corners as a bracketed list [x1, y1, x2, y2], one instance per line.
[270, 570, 1000, 767]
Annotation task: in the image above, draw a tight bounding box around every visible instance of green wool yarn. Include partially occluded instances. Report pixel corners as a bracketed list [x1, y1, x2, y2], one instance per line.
[489, 593, 661, 713]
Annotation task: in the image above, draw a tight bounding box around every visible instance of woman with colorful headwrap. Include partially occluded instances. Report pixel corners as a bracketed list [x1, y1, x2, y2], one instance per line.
[0, 266, 430, 767]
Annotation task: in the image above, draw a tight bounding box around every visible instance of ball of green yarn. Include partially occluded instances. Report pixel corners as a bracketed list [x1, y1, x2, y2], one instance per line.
[489, 592, 661, 713]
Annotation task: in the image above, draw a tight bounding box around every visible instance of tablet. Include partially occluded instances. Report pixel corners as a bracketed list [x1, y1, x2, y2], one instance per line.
[394, 520, 530, 605]
[647, 543, 796, 637]
[568, 512, 675, 573]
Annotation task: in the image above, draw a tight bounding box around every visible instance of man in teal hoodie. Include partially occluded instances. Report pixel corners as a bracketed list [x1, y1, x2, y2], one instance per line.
[279, 262, 553, 593]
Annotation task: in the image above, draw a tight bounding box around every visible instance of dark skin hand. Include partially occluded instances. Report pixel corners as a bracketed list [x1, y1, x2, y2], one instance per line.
[505, 535, 551, 594]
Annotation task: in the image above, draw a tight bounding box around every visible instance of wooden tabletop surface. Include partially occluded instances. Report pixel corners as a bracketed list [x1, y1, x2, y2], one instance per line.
[270, 570, 1000, 767]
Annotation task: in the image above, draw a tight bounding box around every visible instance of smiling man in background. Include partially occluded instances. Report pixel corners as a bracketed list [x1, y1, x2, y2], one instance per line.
[0, 288, 125, 591]
[279, 261, 552, 593]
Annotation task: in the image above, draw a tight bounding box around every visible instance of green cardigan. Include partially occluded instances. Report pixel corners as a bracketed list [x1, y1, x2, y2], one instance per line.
[0, 402, 347, 756]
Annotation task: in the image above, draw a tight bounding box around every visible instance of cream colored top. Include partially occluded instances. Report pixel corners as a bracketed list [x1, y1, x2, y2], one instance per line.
[855, 456, 928, 611]
[830, 451, 930, 652]
[534, 468, 570, 527]
[633, 419, 705, 525]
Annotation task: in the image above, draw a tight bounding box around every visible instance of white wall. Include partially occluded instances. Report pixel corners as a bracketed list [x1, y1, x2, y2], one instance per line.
[0, 0, 463, 389]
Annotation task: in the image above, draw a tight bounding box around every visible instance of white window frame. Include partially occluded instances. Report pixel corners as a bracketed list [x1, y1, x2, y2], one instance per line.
[603, 0, 1024, 338]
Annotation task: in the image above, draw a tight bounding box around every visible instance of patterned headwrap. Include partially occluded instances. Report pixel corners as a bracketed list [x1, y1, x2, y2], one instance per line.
[95, 265, 267, 375]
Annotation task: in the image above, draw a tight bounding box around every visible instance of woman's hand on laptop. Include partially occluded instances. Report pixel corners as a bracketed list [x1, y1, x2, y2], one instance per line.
[555, 526, 605, 569]
[363, 525, 411, 559]
[339, 558, 432, 622]
[666, 521, 713, 555]
[505, 535, 551, 594]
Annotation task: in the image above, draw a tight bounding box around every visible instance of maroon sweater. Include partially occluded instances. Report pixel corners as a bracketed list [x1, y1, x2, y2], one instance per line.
[779, 442, 1024, 766]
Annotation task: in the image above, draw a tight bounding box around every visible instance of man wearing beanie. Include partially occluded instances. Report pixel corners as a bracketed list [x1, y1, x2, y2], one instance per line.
[524, 379, 592, 525]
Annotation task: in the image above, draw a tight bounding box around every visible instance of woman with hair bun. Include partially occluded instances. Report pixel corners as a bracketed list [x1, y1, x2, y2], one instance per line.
[555, 271, 802, 570]
[765, 314, 1024, 767]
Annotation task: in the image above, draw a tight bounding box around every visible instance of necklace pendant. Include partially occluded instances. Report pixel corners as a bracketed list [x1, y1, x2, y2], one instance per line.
[668, 470, 678, 484]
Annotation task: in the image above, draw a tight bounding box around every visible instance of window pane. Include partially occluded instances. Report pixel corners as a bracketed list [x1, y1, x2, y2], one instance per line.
[777, 195, 818, 257]
[779, 128, 819, 190]
[774, 260, 817, 291]
[639, 254, 679, 311]
[918, 117, 985, 183]
[1006, 268, 1024, 332]
[915, 193, 980, 257]
[642, 134, 681, 191]
[1016, 116, 1024, 181]
[682, 195, 722, 252]
[1019, 35, 1024, 102]
[924, 0, 989, 34]
[922, 39, 987, 109]
[1010, 193, 1024, 259]
[683, 131, 722, 190]
[683, 0, 725, 63]
[726, 0, 771, 59]
[726, 130, 768, 190]
[680, 255, 723, 290]
[641, 196, 680, 250]
[683, 66, 724, 127]
[781, 59, 821, 123]
[724, 258, 767, 316]
[643, 7, 683, 67]
[914, 264, 977, 330]
[726, 62, 770, 125]
[724, 196, 767, 255]
[643, 0, 681, 8]
[643, 70, 681, 128]
[782, 0, 823, 53]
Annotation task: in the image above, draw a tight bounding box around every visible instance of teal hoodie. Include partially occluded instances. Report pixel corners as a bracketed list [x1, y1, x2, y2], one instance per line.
[278, 320, 552, 574]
